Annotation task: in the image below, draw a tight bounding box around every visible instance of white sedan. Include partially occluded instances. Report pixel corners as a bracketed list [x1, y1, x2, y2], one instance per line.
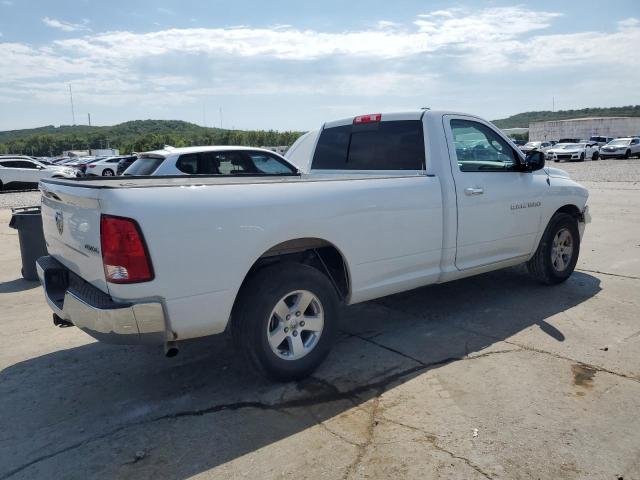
[550, 143, 599, 162]
[0, 156, 78, 190]
[86, 156, 133, 176]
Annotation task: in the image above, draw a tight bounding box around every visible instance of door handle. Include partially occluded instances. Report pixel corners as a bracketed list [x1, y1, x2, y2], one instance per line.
[464, 187, 484, 196]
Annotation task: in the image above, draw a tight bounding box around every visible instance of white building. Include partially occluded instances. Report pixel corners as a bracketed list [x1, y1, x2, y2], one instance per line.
[529, 117, 640, 142]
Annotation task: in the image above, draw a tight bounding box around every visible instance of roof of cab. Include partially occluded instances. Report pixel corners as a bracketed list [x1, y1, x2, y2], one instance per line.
[321, 110, 479, 129]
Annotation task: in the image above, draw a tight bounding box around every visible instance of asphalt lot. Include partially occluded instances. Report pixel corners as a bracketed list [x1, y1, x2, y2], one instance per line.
[1, 161, 639, 479]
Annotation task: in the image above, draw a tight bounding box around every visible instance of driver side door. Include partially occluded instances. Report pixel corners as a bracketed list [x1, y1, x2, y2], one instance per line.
[444, 115, 547, 270]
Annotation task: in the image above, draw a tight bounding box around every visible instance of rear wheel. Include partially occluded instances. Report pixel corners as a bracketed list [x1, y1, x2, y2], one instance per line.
[232, 263, 340, 381]
[0, 180, 3, 191]
[102, 169, 114, 176]
[527, 213, 580, 284]
[579, 153, 585, 162]
[592, 151, 599, 160]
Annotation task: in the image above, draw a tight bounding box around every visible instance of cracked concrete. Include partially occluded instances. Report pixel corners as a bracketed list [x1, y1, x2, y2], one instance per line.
[1, 175, 640, 479]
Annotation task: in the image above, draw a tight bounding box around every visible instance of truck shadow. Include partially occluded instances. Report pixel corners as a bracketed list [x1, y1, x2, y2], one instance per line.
[0, 268, 600, 479]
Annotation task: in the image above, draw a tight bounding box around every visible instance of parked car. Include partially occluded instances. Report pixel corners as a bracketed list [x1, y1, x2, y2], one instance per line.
[0, 156, 78, 190]
[519, 141, 553, 154]
[87, 155, 136, 176]
[117, 156, 138, 175]
[599, 138, 640, 159]
[36, 110, 589, 380]
[123, 147, 298, 177]
[511, 139, 526, 147]
[588, 136, 614, 147]
[550, 142, 600, 162]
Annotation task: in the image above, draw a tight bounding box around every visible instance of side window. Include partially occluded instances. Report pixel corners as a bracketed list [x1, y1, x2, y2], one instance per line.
[176, 153, 199, 174]
[14, 160, 39, 169]
[632, 139, 640, 145]
[450, 119, 518, 172]
[312, 125, 350, 169]
[246, 152, 296, 174]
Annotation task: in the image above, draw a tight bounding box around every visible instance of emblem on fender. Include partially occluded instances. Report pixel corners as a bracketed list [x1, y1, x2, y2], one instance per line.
[55, 211, 64, 235]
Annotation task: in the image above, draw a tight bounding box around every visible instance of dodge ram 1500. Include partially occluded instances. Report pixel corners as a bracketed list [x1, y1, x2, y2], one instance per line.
[36, 110, 590, 380]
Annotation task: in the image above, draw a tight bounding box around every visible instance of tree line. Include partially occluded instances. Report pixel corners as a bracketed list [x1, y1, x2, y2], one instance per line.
[0, 120, 304, 156]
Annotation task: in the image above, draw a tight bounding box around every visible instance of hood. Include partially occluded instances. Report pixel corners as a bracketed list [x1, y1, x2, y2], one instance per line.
[544, 166, 570, 179]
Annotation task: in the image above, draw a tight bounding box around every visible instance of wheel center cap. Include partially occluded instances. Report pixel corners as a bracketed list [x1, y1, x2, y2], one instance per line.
[288, 318, 298, 329]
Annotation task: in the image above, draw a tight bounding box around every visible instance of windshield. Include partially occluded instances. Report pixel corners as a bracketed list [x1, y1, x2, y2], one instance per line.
[524, 142, 540, 148]
[563, 143, 584, 149]
[123, 157, 164, 175]
[608, 139, 630, 146]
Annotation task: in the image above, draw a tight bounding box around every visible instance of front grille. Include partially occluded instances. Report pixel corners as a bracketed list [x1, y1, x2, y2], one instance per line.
[557, 154, 572, 160]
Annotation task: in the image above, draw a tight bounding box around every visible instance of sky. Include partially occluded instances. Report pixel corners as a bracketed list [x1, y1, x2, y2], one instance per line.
[0, 0, 639, 131]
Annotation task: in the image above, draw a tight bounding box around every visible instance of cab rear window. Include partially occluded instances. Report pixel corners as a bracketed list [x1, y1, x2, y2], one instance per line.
[311, 120, 425, 170]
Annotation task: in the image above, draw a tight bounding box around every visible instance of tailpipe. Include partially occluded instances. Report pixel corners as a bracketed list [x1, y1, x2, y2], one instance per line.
[164, 341, 179, 358]
[53, 313, 73, 328]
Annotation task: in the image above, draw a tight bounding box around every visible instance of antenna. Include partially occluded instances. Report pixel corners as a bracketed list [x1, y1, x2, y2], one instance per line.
[69, 84, 76, 125]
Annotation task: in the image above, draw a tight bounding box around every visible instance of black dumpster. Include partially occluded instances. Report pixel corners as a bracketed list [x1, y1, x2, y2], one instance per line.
[9, 206, 48, 281]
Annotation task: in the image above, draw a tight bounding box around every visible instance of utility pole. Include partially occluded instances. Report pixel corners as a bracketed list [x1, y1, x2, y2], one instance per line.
[69, 84, 76, 125]
[88, 113, 91, 126]
[552, 96, 555, 112]
[202, 104, 207, 128]
[219, 107, 223, 129]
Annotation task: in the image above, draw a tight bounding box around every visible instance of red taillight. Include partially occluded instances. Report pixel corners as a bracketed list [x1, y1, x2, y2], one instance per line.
[100, 215, 154, 283]
[88, 164, 96, 168]
[353, 113, 381, 124]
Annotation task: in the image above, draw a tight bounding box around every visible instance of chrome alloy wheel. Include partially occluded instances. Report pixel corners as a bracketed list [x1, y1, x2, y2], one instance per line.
[551, 228, 574, 272]
[266, 290, 324, 361]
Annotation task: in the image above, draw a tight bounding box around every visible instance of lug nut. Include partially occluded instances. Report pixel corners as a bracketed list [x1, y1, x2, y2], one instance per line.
[292, 330, 298, 337]
[284, 327, 289, 333]
[286, 314, 291, 320]
[295, 311, 301, 317]
[300, 321, 305, 327]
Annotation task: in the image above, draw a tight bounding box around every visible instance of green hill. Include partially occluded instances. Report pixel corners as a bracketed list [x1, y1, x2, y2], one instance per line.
[0, 120, 303, 156]
[492, 105, 640, 129]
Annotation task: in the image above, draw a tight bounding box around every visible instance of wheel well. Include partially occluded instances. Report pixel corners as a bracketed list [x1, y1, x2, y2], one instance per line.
[555, 204, 583, 222]
[243, 238, 350, 301]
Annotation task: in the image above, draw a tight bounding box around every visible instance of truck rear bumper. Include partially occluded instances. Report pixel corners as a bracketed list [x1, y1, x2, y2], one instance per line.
[36, 256, 169, 345]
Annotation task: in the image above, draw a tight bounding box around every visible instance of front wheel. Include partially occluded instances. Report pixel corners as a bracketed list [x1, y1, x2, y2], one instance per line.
[102, 169, 114, 176]
[527, 212, 580, 284]
[232, 263, 340, 381]
[624, 150, 631, 159]
[579, 153, 585, 162]
[592, 151, 599, 160]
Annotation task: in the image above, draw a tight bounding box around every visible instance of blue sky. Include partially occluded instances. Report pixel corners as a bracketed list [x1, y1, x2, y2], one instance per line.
[0, 0, 639, 131]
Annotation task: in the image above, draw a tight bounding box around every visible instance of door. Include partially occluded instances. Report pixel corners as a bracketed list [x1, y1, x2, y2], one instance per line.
[12, 160, 44, 183]
[444, 116, 548, 270]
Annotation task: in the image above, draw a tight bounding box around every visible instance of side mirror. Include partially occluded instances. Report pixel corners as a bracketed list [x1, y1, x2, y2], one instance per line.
[524, 150, 545, 172]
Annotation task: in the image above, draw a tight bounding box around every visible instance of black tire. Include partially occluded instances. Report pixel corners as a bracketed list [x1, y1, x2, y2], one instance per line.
[102, 169, 114, 176]
[0, 180, 3, 191]
[527, 212, 580, 285]
[592, 151, 599, 160]
[579, 153, 585, 162]
[624, 149, 631, 159]
[232, 262, 340, 381]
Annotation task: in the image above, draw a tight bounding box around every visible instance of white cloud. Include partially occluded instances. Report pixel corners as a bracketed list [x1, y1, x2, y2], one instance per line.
[42, 17, 90, 32]
[1, 6, 638, 128]
[1, 1, 13, 6]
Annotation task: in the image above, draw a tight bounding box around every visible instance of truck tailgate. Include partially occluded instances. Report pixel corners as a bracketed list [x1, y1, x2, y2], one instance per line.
[40, 181, 108, 293]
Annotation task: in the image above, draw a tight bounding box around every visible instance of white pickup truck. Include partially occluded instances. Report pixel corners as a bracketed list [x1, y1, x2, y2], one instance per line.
[36, 110, 590, 380]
